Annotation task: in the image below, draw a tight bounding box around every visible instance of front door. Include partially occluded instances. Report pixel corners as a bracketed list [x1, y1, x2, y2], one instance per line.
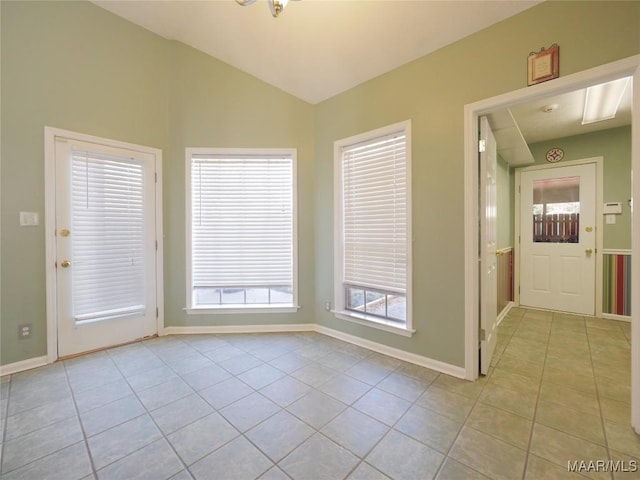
[519, 163, 597, 314]
[54, 136, 158, 357]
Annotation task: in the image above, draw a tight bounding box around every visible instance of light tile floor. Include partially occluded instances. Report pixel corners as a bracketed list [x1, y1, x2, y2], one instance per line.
[1, 308, 639, 479]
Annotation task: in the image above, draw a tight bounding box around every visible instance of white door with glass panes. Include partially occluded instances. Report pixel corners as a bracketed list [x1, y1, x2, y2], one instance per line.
[55, 137, 158, 357]
[519, 163, 596, 315]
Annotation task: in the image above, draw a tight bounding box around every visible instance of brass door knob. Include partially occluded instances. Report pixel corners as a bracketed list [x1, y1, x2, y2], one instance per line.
[585, 248, 593, 255]
[61, 260, 71, 268]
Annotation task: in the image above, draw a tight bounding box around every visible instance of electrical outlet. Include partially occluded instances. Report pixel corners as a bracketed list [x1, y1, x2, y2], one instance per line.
[18, 323, 32, 339]
[324, 301, 332, 311]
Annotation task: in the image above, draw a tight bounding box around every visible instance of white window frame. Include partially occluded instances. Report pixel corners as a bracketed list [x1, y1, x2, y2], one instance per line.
[333, 120, 414, 336]
[185, 148, 299, 314]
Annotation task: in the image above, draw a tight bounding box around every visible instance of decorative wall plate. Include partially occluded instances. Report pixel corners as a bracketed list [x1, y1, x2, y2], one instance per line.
[546, 147, 564, 163]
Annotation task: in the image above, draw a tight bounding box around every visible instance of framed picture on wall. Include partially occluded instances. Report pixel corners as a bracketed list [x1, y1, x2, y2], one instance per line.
[527, 44, 559, 86]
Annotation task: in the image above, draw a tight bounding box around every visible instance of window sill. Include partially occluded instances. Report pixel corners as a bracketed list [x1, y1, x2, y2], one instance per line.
[334, 310, 415, 337]
[186, 305, 300, 315]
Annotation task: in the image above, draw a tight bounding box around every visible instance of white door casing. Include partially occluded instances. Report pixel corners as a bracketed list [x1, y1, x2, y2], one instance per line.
[519, 163, 597, 315]
[45, 128, 164, 359]
[479, 116, 498, 375]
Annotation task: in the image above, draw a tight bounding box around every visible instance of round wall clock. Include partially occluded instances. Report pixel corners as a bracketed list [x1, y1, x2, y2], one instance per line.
[546, 147, 564, 163]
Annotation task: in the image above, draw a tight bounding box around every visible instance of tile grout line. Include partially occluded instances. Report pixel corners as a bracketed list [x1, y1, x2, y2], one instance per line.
[584, 321, 616, 480]
[337, 363, 441, 480]
[107, 337, 212, 479]
[0, 375, 13, 475]
[62, 360, 100, 479]
[520, 310, 553, 480]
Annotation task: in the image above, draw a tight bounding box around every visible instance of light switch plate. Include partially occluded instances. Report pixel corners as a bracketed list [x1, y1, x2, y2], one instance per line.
[606, 214, 616, 225]
[19, 212, 39, 226]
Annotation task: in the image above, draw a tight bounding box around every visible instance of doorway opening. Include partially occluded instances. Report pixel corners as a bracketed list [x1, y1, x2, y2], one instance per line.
[464, 55, 640, 433]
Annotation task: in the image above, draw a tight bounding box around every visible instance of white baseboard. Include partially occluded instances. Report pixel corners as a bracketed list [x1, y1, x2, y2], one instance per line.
[601, 313, 632, 323]
[0, 355, 48, 377]
[165, 322, 466, 379]
[162, 323, 316, 336]
[497, 302, 514, 326]
[4, 323, 466, 380]
[314, 325, 466, 379]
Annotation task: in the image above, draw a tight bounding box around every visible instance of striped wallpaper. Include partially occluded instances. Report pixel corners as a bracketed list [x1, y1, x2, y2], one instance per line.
[603, 250, 631, 317]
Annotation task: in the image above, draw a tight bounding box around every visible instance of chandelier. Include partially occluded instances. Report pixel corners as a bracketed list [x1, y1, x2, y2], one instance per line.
[236, 0, 297, 18]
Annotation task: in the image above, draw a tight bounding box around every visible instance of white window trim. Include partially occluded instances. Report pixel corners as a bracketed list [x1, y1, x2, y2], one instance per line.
[185, 147, 299, 314]
[333, 120, 413, 335]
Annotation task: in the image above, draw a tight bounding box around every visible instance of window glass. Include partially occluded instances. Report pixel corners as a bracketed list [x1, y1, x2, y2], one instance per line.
[532, 176, 580, 243]
[187, 150, 296, 309]
[336, 122, 411, 329]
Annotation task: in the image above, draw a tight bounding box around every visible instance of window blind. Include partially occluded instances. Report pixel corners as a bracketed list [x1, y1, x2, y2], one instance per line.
[190, 154, 293, 290]
[71, 151, 146, 322]
[341, 132, 407, 293]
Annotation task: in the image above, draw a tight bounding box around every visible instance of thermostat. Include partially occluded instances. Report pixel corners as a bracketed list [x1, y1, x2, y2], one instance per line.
[603, 202, 622, 214]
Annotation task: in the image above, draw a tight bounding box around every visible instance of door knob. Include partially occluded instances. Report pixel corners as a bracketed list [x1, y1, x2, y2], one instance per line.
[61, 260, 71, 268]
[585, 248, 593, 255]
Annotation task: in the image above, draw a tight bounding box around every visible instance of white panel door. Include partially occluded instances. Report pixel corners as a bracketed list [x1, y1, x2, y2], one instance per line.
[55, 137, 158, 357]
[520, 163, 596, 314]
[480, 116, 498, 375]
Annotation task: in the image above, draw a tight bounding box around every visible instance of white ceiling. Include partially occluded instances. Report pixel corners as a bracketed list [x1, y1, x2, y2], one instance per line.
[92, 0, 540, 104]
[488, 81, 633, 165]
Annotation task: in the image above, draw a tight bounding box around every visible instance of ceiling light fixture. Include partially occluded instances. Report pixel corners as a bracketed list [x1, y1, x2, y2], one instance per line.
[236, 0, 296, 17]
[582, 77, 631, 125]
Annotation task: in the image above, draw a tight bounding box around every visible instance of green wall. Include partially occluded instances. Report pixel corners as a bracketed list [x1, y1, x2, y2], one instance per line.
[0, 1, 314, 365]
[163, 41, 316, 329]
[1, 0, 639, 368]
[528, 126, 632, 250]
[497, 155, 513, 249]
[313, 1, 639, 367]
[1, 1, 169, 365]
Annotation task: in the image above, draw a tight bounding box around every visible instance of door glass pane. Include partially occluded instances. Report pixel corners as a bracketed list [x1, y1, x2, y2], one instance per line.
[71, 152, 146, 323]
[532, 176, 580, 243]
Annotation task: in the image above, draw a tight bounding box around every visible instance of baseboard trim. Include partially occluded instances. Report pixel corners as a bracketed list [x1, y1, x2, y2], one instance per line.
[5, 323, 466, 380]
[314, 325, 466, 379]
[0, 355, 49, 377]
[601, 313, 632, 323]
[164, 322, 466, 379]
[497, 302, 514, 326]
[162, 323, 316, 335]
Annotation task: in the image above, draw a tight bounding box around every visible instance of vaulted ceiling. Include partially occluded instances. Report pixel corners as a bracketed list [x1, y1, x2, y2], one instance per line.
[92, 0, 540, 104]
[92, 1, 632, 147]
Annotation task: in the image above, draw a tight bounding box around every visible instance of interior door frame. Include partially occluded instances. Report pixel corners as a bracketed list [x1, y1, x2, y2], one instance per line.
[463, 54, 640, 434]
[514, 158, 603, 315]
[44, 126, 164, 362]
